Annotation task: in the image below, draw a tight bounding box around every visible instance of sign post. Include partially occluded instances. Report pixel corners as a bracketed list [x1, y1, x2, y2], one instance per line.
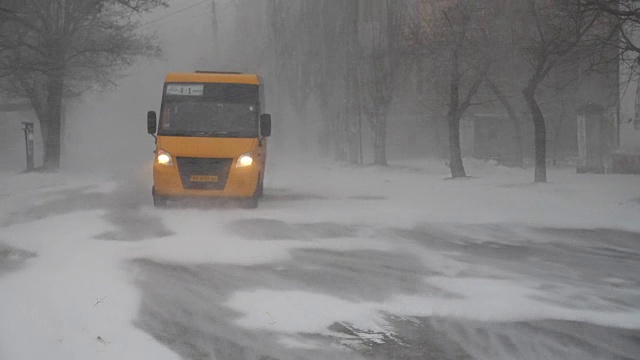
[21, 122, 34, 172]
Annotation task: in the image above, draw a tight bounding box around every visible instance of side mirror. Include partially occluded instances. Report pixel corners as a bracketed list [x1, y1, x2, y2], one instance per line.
[260, 113, 271, 137]
[147, 111, 157, 135]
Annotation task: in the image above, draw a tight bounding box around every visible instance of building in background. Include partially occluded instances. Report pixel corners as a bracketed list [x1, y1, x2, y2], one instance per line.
[616, 55, 640, 173]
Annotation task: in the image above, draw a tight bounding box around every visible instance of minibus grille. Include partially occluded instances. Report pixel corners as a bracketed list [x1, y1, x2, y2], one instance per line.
[176, 157, 233, 190]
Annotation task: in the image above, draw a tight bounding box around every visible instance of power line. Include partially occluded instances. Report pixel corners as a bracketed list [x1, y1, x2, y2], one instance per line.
[137, 0, 211, 29]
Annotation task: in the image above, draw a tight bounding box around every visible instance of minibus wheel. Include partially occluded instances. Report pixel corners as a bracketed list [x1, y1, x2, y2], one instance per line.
[153, 195, 168, 207]
[242, 197, 258, 209]
[152, 186, 168, 207]
[257, 176, 264, 198]
[242, 180, 260, 208]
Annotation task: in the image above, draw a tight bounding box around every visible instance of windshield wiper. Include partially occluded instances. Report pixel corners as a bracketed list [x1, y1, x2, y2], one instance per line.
[162, 131, 251, 137]
[162, 131, 196, 137]
[218, 131, 247, 136]
[192, 131, 229, 136]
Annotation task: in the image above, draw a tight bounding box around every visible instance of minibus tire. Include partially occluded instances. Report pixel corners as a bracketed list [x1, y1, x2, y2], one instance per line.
[257, 176, 264, 198]
[152, 186, 167, 207]
[153, 195, 168, 207]
[243, 180, 260, 209]
[243, 197, 258, 209]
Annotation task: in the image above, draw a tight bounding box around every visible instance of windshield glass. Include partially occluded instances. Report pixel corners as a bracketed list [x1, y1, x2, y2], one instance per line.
[158, 83, 259, 137]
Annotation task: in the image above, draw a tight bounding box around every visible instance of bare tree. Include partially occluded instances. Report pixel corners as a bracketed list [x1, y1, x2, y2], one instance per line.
[311, 1, 353, 161]
[0, 0, 165, 170]
[264, 0, 318, 154]
[584, 0, 640, 53]
[264, 0, 404, 166]
[517, 0, 601, 182]
[358, 0, 401, 166]
[483, 16, 531, 169]
[485, 79, 525, 167]
[253, 0, 619, 178]
[407, 0, 499, 178]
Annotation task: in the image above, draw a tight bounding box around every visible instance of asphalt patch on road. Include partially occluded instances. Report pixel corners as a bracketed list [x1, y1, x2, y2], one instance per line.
[132, 259, 358, 359]
[0, 186, 105, 227]
[94, 208, 173, 241]
[395, 225, 640, 282]
[348, 195, 386, 201]
[395, 224, 640, 311]
[227, 219, 358, 240]
[0, 180, 173, 242]
[261, 189, 328, 203]
[132, 244, 438, 360]
[0, 244, 36, 278]
[338, 316, 640, 360]
[94, 181, 174, 241]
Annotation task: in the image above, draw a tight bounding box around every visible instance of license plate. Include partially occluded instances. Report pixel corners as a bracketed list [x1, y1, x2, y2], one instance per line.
[190, 175, 218, 182]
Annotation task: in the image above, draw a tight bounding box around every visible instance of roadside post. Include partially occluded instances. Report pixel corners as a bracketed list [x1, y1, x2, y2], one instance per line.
[21, 122, 34, 172]
[576, 102, 606, 174]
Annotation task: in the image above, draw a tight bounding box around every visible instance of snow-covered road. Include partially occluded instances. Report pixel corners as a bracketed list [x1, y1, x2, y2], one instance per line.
[133, 221, 640, 359]
[1, 160, 639, 359]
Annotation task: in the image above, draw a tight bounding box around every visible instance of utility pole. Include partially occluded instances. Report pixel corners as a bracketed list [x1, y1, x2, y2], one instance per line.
[346, 0, 361, 164]
[211, 0, 218, 44]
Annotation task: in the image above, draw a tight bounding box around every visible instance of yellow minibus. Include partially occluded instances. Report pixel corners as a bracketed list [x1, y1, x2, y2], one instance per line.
[147, 71, 271, 208]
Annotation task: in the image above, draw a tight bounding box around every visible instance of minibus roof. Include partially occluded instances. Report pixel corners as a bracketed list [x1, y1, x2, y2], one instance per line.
[165, 72, 260, 85]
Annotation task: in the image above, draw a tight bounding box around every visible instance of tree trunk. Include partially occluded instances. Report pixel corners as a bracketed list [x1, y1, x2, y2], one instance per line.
[523, 84, 547, 183]
[448, 110, 466, 177]
[44, 73, 64, 170]
[373, 113, 387, 166]
[346, 68, 362, 164]
[447, 44, 466, 178]
[319, 95, 332, 155]
[486, 79, 524, 167]
[334, 113, 348, 161]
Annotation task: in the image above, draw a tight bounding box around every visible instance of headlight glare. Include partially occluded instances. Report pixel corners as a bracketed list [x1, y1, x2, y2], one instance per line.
[236, 153, 253, 168]
[156, 149, 173, 166]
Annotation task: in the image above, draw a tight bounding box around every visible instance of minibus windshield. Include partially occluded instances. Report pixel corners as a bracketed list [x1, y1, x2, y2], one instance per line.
[158, 83, 259, 138]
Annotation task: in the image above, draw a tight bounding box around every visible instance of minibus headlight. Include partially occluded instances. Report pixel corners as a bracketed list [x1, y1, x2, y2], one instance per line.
[156, 149, 173, 166]
[236, 153, 253, 168]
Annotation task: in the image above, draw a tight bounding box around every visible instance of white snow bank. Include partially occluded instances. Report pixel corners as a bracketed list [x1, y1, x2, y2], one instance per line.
[265, 158, 640, 232]
[0, 211, 179, 360]
[227, 278, 640, 341]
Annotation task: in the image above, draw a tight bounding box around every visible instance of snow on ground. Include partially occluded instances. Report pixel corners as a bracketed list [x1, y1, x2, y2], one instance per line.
[0, 159, 639, 359]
